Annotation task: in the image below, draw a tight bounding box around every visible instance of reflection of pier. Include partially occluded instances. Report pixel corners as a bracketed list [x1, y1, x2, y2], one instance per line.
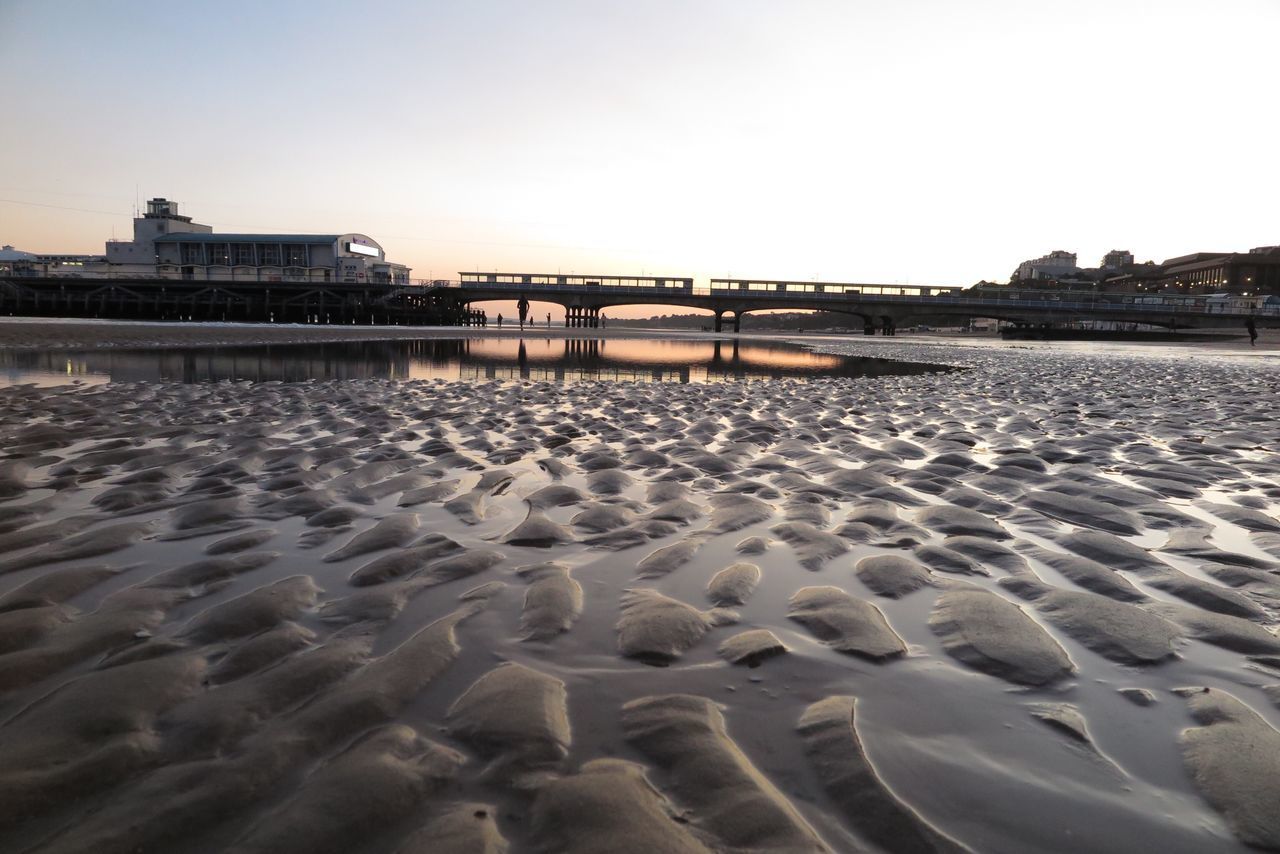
[447, 337, 940, 383]
[457, 364, 699, 383]
[0, 336, 950, 387]
[0, 342, 413, 383]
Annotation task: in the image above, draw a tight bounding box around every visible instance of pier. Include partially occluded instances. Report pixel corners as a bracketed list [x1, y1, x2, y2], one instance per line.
[3, 270, 1278, 332]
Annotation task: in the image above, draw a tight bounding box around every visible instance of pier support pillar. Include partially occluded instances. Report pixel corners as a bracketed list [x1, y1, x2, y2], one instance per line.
[714, 311, 724, 333]
[732, 313, 741, 334]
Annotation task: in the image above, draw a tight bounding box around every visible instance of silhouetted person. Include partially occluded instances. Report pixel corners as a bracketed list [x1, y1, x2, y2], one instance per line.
[1246, 317, 1257, 346]
[497, 313, 503, 329]
[517, 297, 529, 329]
[547, 312, 551, 327]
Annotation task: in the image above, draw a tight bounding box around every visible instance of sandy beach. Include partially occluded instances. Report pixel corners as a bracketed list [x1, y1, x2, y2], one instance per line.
[1, 321, 1279, 853]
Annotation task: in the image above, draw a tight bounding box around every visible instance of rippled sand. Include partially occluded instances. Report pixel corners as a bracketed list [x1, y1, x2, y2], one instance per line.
[1, 337, 1279, 853]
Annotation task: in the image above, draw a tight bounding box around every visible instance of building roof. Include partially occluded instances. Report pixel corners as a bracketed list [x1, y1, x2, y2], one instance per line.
[1161, 252, 1230, 268]
[1162, 252, 1280, 275]
[156, 233, 341, 244]
[0, 245, 38, 261]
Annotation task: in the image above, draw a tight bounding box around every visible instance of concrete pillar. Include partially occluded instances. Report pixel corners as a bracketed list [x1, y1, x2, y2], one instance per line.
[732, 312, 741, 334]
[714, 311, 724, 333]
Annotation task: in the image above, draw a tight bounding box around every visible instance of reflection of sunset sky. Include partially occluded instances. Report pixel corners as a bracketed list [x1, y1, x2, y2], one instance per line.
[0, 338, 946, 385]
[456, 338, 842, 370]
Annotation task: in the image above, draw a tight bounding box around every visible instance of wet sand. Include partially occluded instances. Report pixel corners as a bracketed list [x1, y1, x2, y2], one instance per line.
[1, 322, 1279, 852]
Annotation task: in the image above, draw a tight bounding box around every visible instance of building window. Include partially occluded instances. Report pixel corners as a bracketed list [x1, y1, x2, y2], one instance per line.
[207, 243, 230, 265]
[285, 244, 308, 266]
[180, 243, 204, 265]
[234, 244, 255, 265]
[260, 244, 282, 266]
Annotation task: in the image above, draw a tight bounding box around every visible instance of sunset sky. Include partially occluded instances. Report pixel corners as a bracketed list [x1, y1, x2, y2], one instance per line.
[2, 0, 1278, 318]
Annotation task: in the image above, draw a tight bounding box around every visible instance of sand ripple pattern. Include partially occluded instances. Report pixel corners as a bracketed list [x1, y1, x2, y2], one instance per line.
[0, 341, 1278, 852]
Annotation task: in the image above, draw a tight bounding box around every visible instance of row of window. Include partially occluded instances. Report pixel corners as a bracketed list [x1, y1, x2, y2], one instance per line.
[178, 243, 312, 266]
[709, 282, 954, 297]
[468, 274, 692, 288]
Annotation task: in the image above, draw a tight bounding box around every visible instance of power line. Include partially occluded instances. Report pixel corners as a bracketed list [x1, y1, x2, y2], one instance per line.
[0, 198, 127, 217]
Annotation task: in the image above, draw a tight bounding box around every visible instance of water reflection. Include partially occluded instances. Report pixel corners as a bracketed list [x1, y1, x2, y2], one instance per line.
[0, 337, 952, 386]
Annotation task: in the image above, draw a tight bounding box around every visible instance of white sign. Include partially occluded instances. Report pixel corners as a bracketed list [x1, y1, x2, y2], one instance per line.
[346, 241, 379, 257]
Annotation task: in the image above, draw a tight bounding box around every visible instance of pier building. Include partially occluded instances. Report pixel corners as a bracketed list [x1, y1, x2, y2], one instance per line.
[3, 198, 411, 284]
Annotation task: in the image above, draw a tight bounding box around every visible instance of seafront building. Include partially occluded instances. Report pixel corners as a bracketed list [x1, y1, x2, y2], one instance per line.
[1010, 245, 1280, 298]
[1135, 248, 1280, 294]
[0, 198, 411, 285]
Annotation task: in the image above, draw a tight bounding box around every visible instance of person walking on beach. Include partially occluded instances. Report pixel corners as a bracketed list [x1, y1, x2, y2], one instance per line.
[497, 313, 503, 329]
[1246, 317, 1258, 346]
[517, 297, 529, 330]
[547, 312, 551, 327]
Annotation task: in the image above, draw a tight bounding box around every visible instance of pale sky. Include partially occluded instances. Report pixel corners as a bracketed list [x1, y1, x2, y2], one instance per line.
[2, 0, 1278, 317]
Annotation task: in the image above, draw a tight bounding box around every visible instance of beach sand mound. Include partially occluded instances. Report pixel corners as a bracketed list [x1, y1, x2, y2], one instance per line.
[787, 585, 906, 661]
[622, 694, 829, 852]
[530, 759, 714, 854]
[707, 562, 762, 606]
[1179, 687, 1280, 850]
[618, 588, 736, 664]
[447, 662, 570, 784]
[855, 554, 934, 599]
[798, 696, 970, 853]
[929, 585, 1074, 686]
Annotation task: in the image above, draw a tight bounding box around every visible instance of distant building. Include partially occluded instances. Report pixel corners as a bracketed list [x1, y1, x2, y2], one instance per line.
[4, 198, 411, 284]
[1101, 249, 1134, 271]
[0, 245, 101, 276]
[1095, 246, 1280, 295]
[102, 197, 212, 270]
[1013, 250, 1078, 282]
[0, 245, 38, 274]
[1150, 248, 1280, 294]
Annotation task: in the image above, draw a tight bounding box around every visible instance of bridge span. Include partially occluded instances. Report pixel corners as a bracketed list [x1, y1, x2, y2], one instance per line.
[450, 272, 1280, 334]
